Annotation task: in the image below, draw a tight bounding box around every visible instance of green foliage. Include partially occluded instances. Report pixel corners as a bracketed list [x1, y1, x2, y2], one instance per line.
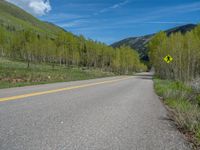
[0, 58, 114, 89]
[0, 0, 147, 76]
[149, 25, 200, 82]
[154, 79, 191, 99]
[0, 0, 147, 74]
[154, 79, 200, 146]
[0, 25, 146, 74]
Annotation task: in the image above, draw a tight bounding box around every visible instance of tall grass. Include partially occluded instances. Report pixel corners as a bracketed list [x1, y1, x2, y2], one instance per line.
[154, 79, 200, 147]
[0, 58, 114, 89]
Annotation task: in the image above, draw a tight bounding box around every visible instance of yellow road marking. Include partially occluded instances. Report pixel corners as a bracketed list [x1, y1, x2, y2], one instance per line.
[0, 77, 132, 102]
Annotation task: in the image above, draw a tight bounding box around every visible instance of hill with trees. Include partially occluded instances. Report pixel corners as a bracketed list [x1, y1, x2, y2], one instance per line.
[149, 25, 200, 82]
[0, 0, 146, 76]
[111, 24, 197, 62]
[149, 25, 200, 147]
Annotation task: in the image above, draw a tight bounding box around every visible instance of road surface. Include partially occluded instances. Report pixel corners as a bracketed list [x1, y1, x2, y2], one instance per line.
[0, 73, 191, 150]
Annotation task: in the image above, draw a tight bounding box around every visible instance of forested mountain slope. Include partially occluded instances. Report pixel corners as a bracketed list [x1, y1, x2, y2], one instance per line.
[112, 24, 197, 61]
[149, 25, 200, 81]
[0, 0, 147, 74]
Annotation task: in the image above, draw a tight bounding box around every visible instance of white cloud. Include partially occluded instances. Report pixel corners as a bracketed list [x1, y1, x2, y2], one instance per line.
[108, 1, 200, 26]
[59, 22, 79, 28]
[144, 21, 189, 24]
[41, 13, 87, 22]
[58, 19, 90, 28]
[6, 0, 51, 16]
[110, 0, 129, 9]
[95, 0, 129, 15]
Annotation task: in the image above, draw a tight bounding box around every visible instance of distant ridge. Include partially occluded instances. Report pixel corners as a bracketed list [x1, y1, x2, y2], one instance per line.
[111, 24, 197, 61]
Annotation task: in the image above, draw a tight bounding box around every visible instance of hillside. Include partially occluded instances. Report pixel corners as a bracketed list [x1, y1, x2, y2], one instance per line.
[0, 0, 64, 37]
[0, 0, 147, 82]
[111, 24, 197, 61]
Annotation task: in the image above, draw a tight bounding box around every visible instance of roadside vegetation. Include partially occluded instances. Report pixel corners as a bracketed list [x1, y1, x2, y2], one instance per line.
[0, 24, 146, 88]
[0, 25, 146, 75]
[149, 25, 200, 148]
[0, 58, 115, 89]
[154, 79, 200, 148]
[149, 25, 200, 81]
[0, 0, 147, 89]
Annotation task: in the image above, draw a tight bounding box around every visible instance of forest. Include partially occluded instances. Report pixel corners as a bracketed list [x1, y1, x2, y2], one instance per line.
[149, 25, 200, 82]
[149, 25, 200, 146]
[0, 25, 146, 74]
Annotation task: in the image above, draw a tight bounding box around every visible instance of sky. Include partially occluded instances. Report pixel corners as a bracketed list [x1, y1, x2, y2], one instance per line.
[5, 0, 200, 44]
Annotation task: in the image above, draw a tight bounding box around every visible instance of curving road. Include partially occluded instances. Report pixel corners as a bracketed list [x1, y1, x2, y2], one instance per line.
[0, 73, 191, 150]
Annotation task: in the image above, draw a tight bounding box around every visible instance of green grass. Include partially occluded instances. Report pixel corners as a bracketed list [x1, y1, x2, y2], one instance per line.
[0, 58, 115, 89]
[0, 0, 64, 37]
[154, 78, 200, 147]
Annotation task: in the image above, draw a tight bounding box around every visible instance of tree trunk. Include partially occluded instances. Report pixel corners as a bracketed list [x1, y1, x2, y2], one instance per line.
[27, 59, 30, 69]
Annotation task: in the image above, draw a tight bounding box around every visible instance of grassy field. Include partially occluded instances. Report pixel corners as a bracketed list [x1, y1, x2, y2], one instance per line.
[154, 79, 200, 148]
[0, 0, 64, 37]
[0, 58, 115, 89]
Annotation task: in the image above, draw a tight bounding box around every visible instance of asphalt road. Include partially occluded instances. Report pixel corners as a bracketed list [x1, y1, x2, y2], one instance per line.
[0, 73, 191, 150]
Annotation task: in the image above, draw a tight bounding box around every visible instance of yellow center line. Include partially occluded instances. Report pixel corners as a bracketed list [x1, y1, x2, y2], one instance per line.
[0, 77, 132, 102]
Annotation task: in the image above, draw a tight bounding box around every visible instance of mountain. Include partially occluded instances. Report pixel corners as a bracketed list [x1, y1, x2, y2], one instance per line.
[0, 0, 64, 37]
[111, 24, 197, 61]
[0, 0, 197, 62]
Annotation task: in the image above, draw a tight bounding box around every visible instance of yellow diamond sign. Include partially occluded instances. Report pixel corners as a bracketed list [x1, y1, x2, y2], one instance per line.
[164, 55, 173, 63]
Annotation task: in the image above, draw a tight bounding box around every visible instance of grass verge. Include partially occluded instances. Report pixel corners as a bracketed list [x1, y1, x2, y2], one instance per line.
[154, 78, 200, 149]
[0, 58, 115, 89]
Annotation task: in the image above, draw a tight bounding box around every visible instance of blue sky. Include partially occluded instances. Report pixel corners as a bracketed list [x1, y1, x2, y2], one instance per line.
[6, 0, 200, 44]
